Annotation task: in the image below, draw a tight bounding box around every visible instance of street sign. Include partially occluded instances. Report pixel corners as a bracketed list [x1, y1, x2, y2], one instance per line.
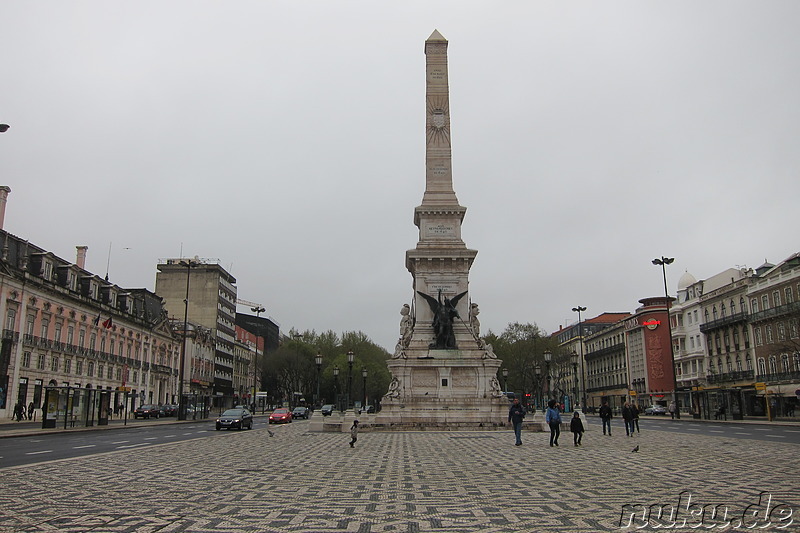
[629, 390, 637, 396]
[755, 382, 766, 391]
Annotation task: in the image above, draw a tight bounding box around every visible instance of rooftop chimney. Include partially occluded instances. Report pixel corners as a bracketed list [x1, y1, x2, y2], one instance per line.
[0, 186, 11, 230]
[76, 246, 88, 269]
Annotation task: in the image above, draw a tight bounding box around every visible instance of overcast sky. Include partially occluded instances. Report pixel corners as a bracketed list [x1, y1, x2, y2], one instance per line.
[2, 2, 798, 352]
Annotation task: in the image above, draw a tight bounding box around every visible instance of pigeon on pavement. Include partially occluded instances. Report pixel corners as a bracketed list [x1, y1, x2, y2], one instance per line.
[631, 445, 639, 453]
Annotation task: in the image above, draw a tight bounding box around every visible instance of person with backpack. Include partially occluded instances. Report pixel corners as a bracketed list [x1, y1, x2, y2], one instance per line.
[545, 399, 562, 447]
[570, 411, 585, 446]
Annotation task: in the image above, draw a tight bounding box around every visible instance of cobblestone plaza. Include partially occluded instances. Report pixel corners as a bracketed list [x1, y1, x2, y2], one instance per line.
[0, 420, 798, 532]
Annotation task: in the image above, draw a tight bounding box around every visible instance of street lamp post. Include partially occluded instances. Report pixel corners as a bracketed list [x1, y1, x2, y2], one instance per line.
[178, 259, 199, 421]
[502, 368, 508, 395]
[534, 363, 541, 410]
[333, 365, 340, 412]
[544, 350, 552, 401]
[346, 350, 354, 410]
[570, 351, 579, 411]
[361, 367, 367, 410]
[251, 306, 265, 410]
[653, 256, 680, 419]
[572, 305, 587, 409]
[315, 353, 323, 408]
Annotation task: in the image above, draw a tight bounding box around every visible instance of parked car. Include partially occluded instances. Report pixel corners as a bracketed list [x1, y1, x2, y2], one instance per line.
[269, 408, 293, 424]
[133, 405, 163, 419]
[216, 408, 253, 430]
[292, 407, 309, 419]
[161, 404, 178, 416]
[320, 404, 335, 416]
[644, 405, 667, 415]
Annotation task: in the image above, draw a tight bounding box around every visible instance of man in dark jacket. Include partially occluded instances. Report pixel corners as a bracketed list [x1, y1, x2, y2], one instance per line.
[508, 398, 526, 446]
[599, 401, 613, 435]
[622, 402, 635, 437]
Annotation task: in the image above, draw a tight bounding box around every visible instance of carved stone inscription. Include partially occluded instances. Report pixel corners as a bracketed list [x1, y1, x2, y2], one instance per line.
[412, 369, 437, 389]
[451, 367, 477, 388]
[424, 223, 455, 238]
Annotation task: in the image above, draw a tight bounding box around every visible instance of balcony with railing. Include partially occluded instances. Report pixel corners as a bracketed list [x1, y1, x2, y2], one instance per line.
[699, 311, 749, 333]
[748, 301, 800, 324]
[706, 370, 755, 384]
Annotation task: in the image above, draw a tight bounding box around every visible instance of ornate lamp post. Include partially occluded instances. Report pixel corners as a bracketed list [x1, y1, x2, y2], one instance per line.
[361, 367, 368, 410]
[346, 350, 354, 410]
[315, 353, 323, 408]
[333, 365, 340, 412]
[177, 258, 199, 421]
[570, 351, 579, 411]
[534, 362, 542, 410]
[653, 256, 680, 419]
[544, 350, 552, 401]
[502, 368, 508, 395]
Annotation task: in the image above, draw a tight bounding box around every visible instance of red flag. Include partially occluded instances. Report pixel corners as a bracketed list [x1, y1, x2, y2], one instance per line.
[102, 316, 113, 329]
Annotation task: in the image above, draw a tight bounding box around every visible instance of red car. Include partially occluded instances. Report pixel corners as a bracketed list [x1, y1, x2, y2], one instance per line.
[269, 408, 293, 424]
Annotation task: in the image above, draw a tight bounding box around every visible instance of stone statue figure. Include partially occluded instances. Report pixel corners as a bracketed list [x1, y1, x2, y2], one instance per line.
[393, 304, 414, 359]
[384, 376, 402, 399]
[482, 343, 498, 359]
[416, 289, 467, 349]
[489, 376, 503, 398]
[469, 303, 481, 337]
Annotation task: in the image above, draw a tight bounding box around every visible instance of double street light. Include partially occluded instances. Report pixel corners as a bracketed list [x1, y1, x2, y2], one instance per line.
[178, 258, 199, 421]
[251, 305, 265, 410]
[653, 256, 680, 419]
[572, 306, 586, 410]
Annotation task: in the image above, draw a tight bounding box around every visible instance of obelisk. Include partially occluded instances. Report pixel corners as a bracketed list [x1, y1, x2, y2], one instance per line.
[376, 31, 505, 428]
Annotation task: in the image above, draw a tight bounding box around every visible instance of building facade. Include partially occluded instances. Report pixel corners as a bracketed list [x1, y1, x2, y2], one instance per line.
[1, 230, 179, 420]
[155, 260, 238, 401]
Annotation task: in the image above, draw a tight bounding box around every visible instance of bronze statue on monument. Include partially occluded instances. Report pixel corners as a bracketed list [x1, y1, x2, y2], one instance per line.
[416, 289, 467, 349]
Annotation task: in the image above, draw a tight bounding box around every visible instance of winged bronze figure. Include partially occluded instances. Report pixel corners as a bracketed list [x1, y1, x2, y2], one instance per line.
[416, 289, 468, 349]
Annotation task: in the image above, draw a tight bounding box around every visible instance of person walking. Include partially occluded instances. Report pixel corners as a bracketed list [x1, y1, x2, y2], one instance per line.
[508, 398, 526, 446]
[631, 403, 640, 434]
[622, 402, 634, 437]
[349, 419, 359, 448]
[27, 402, 35, 421]
[13, 402, 23, 422]
[599, 401, 613, 436]
[545, 399, 562, 447]
[668, 400, 677, 420]
[570, 411, 585, 446]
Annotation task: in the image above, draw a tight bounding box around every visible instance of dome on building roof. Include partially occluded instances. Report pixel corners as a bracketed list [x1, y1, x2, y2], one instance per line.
[677, 271, 697, 291]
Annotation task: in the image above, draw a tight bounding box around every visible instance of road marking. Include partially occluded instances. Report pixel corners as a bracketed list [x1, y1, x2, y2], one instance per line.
[116, 443, 150, 449]
[753, 428, 770, 431]
[111, 441, 129, 444]
[785, 430, 800, 433]
[163, 434, 176, 438]
[182, 433, 195, 436]
[72, 445, 96, 449]
[25, 450, 53, 455]
[735, 432, 751, 435]
[709, 430, 723, 433]
[143, 437, 158, 440]
[686, 428, 700, 431]
[765, 435, 786, 438]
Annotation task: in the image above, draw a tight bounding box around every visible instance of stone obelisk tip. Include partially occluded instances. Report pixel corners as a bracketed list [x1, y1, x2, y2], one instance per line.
[427, 29, 447, 42]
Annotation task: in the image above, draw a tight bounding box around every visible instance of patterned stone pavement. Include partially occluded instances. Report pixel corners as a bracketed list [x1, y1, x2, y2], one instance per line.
[0, 419, 798, 532]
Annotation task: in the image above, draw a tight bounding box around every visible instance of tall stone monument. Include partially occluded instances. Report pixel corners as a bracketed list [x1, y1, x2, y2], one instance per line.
[376, 31, 506, 427]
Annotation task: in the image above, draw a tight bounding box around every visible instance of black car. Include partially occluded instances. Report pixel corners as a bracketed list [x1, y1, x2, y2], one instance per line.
[133, 405, 163, 419]
[320, 404, 335, 416]
[292, 407, 309, 419]
[161, 404, 178, 416]
[216, 408, 253, 430]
